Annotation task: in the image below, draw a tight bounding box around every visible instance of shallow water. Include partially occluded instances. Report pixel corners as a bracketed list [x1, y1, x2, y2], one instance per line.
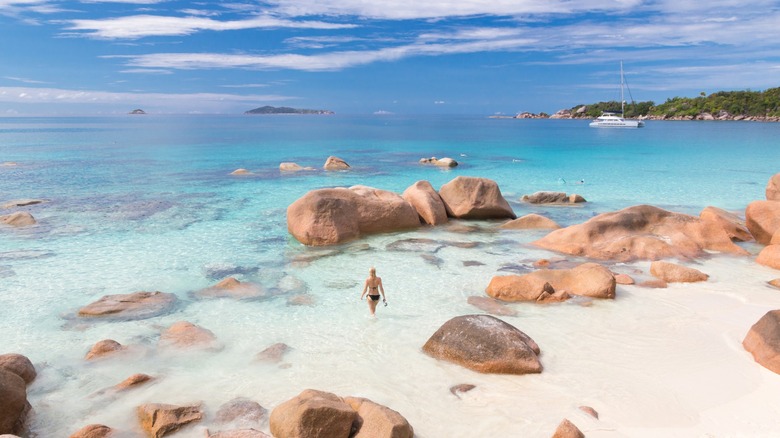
[1, 115, 779, 437]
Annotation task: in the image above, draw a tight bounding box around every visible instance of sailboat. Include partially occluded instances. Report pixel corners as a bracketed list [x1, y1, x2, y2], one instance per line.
[589, 61, 645, 128]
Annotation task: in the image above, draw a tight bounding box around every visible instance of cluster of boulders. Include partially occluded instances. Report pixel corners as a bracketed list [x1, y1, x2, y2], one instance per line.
[418, 156, 458, 167]
[0, 198, 44, 228]
[286, 176, 515, 245]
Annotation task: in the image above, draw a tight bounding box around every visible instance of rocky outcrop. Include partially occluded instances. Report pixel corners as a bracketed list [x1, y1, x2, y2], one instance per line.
[323, 156, 350, 170]
[746, 200, 780, 245]
[193, 278, 266, 300]
[0, 369, 29, 435]
[422, 314, 542, 374]
[438, 176, 515, 220]
[158, 321, 220, 351]
[68, 424, 113, 438]
[419, 157, 458, 168]
[743, 310, 780, 374]
[279, 162, 304, 172]
[700, 206, 753, 241]
[85, 339, 126, 361]
[757, 245, 780, 270]
[0, 212, 36, 227]
[269, 389, 357, 438]
[499, 214, 561, 230]
[0, 354, 36, 385]
[766, 173, 780, 201]
[1, 199, 44, 209]
[78, 291, 178, 320]
[521, 191, 586, 205]
[344, 397, 414, 438]
[402, 180, 448, 226]
[552, 419, 585, 438]
[650, 261, 709, 283]
[287, 186, 421, 246]
[487, 263, 616, 301]
[137, 403, 203, 438]
[534, 204, 748, 261]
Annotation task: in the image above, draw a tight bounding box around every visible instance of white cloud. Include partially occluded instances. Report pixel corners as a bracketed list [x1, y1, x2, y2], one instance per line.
[0, 86, 293, 104]
[4, 76, 49, 84]
[66, 13, 356, 39]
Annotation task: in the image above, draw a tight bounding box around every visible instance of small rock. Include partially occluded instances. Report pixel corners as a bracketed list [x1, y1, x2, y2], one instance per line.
[521, 191, 569, 204]
[638, 279, 668, 288]
[68, 424, 113, 438]
[215, 397, 267, 426]
[466, 296, 518, 316]
[115, 373, 154, 391]
[255, 343, 291, 363]
[769, 278, 780, 289]
[578, 406, 599, 419]
[194, 277, 266, 300]
[499, 214, 561, 230]
[650, 261, 708, 283]
[552, 418, 585, 438]
[279, 162, 304, 172]
[323, 156, 350, 170]
[230, 169, 251, 175]
[449, 384, 476, 398]
[613, 273, 635, 285]
[743, 310, 780, 374]
[158, 321, 220, 351]
[85, 340, 125, 360]
[137, 403, 203, 438]
[286, 294, 314, 306]
[1, 199, 44, 209]
[757, 245, 780, 270]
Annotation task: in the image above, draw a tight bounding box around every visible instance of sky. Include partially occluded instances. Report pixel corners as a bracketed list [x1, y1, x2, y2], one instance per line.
[1, 0, 779, 115]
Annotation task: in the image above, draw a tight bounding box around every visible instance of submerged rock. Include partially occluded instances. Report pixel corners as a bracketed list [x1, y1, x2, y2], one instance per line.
[438, 176, 516, 220]
[743, 310, 780, 374]
[78, 291, 178, 321]
[85, 339, 125, 360]
[466, 296, 518, 316]
[287, 186, 420, 246]
[158, 321, 220, 351]
[419, 157, 458, 168]
[255, 343, 291, 363]
[534, 204, 747, 261]
[1, 199, 44, 209]
[449, 384, 476, 398]
[215, 397, 267, 426]
[137, 403, 203, 438]
[114, 373, 154, 392]
[422, 314, 542, 375]
[230, 169, 251, 175]
[0, 212, 36, 227]
[650, 261, 709, 283]
[68, 424, 113, 438]
[499, 213, 561, 230]
[193, 277, 266, 300]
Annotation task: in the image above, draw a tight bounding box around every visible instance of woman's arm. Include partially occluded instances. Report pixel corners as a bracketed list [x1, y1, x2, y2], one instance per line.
[378, 278, 386, 301]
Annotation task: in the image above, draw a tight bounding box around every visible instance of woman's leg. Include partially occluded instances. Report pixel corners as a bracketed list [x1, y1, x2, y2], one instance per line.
[368, 298, 377, 315]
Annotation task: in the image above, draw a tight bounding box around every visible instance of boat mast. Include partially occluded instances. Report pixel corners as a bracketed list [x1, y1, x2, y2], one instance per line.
[620, 60, 625, 117]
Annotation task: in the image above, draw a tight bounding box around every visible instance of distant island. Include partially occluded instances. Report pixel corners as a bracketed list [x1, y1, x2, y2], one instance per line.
[129, 109, 146, 115]
[500, 88, 780, 122]
[245, 106, 334, 115]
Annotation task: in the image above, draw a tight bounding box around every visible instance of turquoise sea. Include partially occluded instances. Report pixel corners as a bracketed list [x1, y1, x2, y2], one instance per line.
[2, 115, 780, 437]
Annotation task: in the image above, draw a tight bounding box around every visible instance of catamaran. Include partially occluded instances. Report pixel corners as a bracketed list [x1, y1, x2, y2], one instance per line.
[589, 62, 645, 128]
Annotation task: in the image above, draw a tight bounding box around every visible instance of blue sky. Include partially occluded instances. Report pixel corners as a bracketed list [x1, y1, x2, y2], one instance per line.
[1, 0, 779, 115]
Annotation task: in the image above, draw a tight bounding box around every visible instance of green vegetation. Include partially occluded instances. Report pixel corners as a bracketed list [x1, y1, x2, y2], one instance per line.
[245, 106, 334, 115]
[571, 88, 780, 119]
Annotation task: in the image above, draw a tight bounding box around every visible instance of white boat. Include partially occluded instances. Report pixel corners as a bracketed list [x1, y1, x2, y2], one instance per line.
[589, 62, 645, 128]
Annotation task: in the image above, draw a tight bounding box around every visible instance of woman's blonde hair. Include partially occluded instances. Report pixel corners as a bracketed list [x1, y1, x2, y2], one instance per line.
[369, 266, 376, 275]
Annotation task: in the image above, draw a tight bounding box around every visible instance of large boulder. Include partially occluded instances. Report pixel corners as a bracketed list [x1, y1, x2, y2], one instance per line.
[422, 315, 542, 375]
[552, 419, 585, 438]
[269, 389, 357, 438]
[700, 206, 753, 242]
[158, 321, 220, 351]
[78, 291, 178, 320]
[487, 263, 616, 301]
[746, 200, 780, 245]
[499, 214, 561, 230]
[0, 354, 35, 384]
[766, 173, 780, 201]
[344, 397, 414, 438]
[0, 369, 29, 435]
[757, 245, 780, 270]
[0, 212, 36, 227]
[650, 261, 709, 283]
[287, 186, 421, 246]
[438, 176, 515, 220]
[534, 205, 747, 261]
[323, 156, 350, 171]
[137, 403, 203, 438]
[215, 397, 267, 426]
[743, 310, 780, 374]
[402, 181, 448, 226]
[68, 424, 113, 438]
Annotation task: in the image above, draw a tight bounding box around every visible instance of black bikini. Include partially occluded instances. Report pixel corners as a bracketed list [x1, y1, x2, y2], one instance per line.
[368, 286, 380, 301]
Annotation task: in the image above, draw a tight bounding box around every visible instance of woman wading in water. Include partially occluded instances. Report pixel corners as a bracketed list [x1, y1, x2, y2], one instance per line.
[360, 267, 386, 316]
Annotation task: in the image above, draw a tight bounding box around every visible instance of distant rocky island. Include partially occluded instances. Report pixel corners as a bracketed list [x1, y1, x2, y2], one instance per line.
[244, 106, 334, 115]
[498, 87, 780, 122]
[128, 109, 146, 115]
